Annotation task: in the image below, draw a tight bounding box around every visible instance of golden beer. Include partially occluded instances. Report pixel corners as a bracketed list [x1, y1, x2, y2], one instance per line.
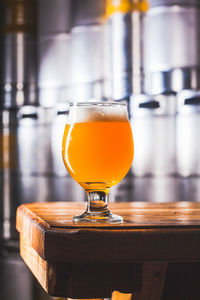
[62, 102, 134, 223]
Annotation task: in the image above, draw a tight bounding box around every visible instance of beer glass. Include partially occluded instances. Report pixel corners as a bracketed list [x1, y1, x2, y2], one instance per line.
[62, 102, 134, 223]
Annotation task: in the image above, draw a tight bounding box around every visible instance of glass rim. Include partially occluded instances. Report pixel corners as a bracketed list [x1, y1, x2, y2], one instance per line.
[69, 101, 127, 107]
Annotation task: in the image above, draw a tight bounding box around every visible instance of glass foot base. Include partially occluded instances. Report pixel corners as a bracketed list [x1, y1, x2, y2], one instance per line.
[73, 211, 123, 224]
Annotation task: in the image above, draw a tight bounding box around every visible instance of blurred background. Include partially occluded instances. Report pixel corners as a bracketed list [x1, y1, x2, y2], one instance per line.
[1, 0, 200, 299]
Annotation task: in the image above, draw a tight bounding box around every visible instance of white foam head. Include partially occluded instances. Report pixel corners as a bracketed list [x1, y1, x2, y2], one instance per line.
[69, 102, 128, 123]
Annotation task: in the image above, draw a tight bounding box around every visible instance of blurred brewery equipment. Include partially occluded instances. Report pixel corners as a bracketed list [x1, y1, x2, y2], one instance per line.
[144, 0, 200, 95]
[176, 89, 200, 202]
[0, 1, 49, 299]
[1, 0, 200, 299]
[106, 0, 133, 100]
[0, 0, 38, 239]
[176, 90, 200, 177]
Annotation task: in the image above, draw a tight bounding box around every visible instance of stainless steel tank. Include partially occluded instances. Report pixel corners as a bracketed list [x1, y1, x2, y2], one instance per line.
[176, 90, 200, 177]
[0, 109, 19, 240]
[143, 1, 200, 95]
[0, 0, 38, 239]
[178, 177, 200, 202]
[106, 0, 149, 100]
[131, 93, 177, 177]
[17, 106, 54, 176]
[39, 0, 107, 105]
[131, 176, 180, 202]
[68, 25, 107, 101]
[111, 93, 177, 203]
[108, 11, 132, 100]
[0, 0, 38, 108]
[17, 105, 84, 203]
[132, 10, 144, 95]
[71, 0, 105, 27]
[38, 0, 72, 107]
[148, 0, 200, 6]
[132, 1, 149, 95]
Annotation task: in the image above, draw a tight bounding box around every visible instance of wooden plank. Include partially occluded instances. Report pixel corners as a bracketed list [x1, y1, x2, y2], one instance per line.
[134, 263, 168, 300]
[17, 202, 200, 229]
[17, 204, 48, 258]
[20, 234, 142, 298]
[16, 202, 200, 263]
[44, 227, 200, 263]
[20, 234, 54, 294]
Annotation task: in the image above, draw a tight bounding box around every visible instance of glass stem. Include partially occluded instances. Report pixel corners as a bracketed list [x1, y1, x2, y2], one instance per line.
[86, 191, 110, 215]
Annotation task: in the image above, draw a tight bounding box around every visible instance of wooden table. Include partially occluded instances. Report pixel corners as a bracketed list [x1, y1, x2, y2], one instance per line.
[16, 202, 200, 299]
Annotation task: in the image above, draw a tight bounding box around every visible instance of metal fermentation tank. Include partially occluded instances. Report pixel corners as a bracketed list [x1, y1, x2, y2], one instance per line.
[141, 0, 200, 202]
[144, 0, 200, 95]
[0, 1, 47, 299]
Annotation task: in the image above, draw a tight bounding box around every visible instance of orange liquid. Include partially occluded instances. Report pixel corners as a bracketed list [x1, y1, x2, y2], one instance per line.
[62, 121, 134, 191]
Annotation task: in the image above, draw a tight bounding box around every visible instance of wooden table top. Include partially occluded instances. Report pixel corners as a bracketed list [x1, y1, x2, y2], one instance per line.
[16, 202, 200, 263]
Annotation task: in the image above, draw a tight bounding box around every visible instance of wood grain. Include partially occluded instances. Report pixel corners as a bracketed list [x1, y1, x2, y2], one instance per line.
[20, 234, 141, 298]
[17, 202, 200, 228]
[16, 202, 200, 263]
[17, 202, 200, 299]
[20, 234, 55, 295]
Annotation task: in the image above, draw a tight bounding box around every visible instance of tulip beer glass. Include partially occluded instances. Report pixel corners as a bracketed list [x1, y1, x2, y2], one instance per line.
[62, 102, 134, 223]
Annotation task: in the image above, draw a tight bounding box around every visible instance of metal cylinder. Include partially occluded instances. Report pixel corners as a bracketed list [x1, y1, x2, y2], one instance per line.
[38, 0, 72, 106]
[178, 177, 200, 202]
[148, 0, 200, 7]
[132, 0, 149, 94]
[132, 11, 144, 94]
[131, 94, 177, 177]
[38, 0, 107, 105]
[68, 25, 106, 101]
[17, 105, 85, 203]
[71, 0, 105, 27]
[0, 109, 19, 239]
[106, 0, 133, 100]
[39, 0, 71, 35]
[130, 176, 180, 202]
[176, 90, 200, 177]
[108, 12, 132, 100]
[0, 0, 38, 108]
[143, 5, 200, 95]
